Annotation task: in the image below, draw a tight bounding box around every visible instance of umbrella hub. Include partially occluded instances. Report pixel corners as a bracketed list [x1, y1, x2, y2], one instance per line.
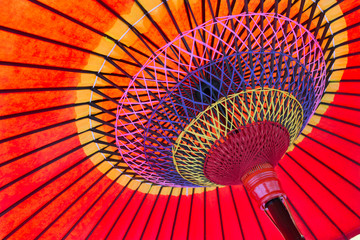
[172, 89, 303, 186]
[204, 121, 289, 186]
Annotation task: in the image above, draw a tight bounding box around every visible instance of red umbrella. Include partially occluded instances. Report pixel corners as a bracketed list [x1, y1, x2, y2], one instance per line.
[0, 0, 359, 239]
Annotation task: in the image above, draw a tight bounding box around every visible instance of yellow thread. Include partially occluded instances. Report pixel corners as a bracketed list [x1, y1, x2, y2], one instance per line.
[73, 0, 348, 194]
[173, 88, 303, 186]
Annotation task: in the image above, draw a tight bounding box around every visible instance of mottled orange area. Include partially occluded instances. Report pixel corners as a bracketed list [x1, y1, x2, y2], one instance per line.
[101, 0, 135, 15]
[0, 0, 125, 239]
[0, 146, 86, 230]
[0, 32, 91, 67]
[0, 122, 80, 185]
[0, 108, 77, 143]
[2, 160, 105, 239]
[0, 91, 76, 117]
[0, 68, 89, 89]
[3, 0, 132, 48]
[1, 0, 360, 239]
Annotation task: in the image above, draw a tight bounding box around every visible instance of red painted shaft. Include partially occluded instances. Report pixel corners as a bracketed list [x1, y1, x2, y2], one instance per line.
[242, 164, 304, 240]
[242, 163, 284, 208]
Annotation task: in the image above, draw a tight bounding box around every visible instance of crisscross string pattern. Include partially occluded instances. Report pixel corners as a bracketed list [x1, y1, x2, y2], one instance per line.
[204, 121, 290, 186]
[173, 89, 303, 186]
[115, 13, 324, 186]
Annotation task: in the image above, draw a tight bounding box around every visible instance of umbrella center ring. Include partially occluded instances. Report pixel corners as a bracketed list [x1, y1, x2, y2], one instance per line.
[115, 13, 326, 187]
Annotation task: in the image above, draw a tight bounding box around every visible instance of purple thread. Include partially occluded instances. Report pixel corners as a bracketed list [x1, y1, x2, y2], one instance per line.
[115, 13, 326, 187]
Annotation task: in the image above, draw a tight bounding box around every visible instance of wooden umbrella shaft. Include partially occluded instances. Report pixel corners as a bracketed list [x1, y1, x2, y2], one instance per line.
[265, 198, 304, 240]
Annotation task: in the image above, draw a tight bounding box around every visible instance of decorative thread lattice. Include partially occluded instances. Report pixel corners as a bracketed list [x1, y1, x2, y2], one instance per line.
[116, 13, 324, 186]
[173, 89, 303, 186]
[204, 121, 290, 186]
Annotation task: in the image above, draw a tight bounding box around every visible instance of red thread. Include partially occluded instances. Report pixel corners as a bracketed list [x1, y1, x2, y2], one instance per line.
[204, 121, 289, 186]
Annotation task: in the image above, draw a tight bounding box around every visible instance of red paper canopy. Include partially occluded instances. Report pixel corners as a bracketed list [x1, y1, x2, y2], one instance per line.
[0, 0, 359, 239]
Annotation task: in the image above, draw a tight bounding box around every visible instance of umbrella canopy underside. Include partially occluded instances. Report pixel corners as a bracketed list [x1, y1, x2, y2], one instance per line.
[0, 0, 359, 239]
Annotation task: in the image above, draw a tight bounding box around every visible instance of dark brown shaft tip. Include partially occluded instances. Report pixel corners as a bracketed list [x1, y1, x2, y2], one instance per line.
[265, 198, 304, 240]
